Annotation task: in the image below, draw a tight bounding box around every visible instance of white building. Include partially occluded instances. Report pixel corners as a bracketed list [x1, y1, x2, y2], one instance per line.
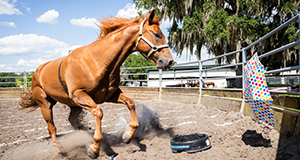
[147, 62, 236, 88]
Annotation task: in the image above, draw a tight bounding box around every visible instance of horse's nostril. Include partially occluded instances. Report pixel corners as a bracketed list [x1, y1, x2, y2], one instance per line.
[168, 60, 174, 67]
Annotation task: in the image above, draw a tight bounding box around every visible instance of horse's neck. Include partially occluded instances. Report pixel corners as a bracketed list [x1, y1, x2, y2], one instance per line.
[87, 25, 139, 74]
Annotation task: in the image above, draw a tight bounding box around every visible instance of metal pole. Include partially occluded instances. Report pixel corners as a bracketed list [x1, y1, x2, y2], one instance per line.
[298, 13, 300, 94]
[159, 69, 162, 99]
[240, 49, 246, 113]
[147, 71, 149, 87]
[24, 71, 27, 91]
[295, 13, 300, 135]
[198, 60, 203, 104]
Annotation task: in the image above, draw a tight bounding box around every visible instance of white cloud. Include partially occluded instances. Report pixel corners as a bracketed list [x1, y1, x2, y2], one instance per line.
[116, 3, 171, 28]
[17, 58, 47, 67]
[0, 65, 16, 71]
[0, 34, 69, 56]
[0, 34, 79, 70]
[21, 2, 30, 13]
[116, 3, 148, 18]
[36, 9, 59, 25]
[68, 45, 81, 51]
[70, 17, 99, 29]
[0, 0, 22, 15]
[0, 21, 16, 28]
[160, 18, 172, 28]
[25, 7, 30, 13]
[0, 64, 5, 69]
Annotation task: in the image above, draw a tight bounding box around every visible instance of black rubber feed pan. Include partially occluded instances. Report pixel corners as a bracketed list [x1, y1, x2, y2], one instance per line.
[170, 133, 211, 153]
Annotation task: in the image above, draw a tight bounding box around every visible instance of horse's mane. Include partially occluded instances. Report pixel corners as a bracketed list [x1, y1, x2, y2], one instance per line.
[96, 12, 160, 40]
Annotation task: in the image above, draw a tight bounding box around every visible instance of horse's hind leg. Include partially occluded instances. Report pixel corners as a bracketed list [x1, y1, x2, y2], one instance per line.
[108, 89, 139, 143]
[32, 87, 58, 151]
[69, 107, 86, 130]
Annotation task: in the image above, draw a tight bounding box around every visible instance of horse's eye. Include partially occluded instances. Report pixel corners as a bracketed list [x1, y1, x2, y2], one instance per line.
[154, 33, 162, 38]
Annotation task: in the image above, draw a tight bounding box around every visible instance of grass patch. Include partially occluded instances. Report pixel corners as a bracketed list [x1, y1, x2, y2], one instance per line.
[273, 104, 300, 115]
[278, 94, 300, 98]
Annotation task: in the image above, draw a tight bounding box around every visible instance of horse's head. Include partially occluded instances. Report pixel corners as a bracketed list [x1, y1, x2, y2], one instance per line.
[135, 9, 174, 70]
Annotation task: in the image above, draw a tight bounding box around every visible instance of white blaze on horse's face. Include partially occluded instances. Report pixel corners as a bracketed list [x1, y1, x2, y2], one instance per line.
[136, 17, 174, 71]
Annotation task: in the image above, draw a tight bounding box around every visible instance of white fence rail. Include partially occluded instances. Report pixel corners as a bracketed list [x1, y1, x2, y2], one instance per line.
[0, 71, 33, 90]
[120, 14, 300, 97]
[1, 14, 300, 99]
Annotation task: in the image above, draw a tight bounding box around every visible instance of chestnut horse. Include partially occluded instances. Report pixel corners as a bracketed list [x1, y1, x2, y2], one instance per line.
[20, 9, 173, 159]
[204, 82, 215, 87]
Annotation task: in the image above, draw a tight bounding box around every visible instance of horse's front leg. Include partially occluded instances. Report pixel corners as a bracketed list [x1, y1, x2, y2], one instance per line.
[108, 89, 139, 143]
[72, 90, 103, 159]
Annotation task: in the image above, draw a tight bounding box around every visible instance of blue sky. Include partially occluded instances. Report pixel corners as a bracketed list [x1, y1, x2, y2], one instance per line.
[0, 0, 203, 72]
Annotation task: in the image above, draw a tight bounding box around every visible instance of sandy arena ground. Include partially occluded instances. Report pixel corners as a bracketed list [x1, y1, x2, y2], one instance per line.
[0, 97, 299, 160]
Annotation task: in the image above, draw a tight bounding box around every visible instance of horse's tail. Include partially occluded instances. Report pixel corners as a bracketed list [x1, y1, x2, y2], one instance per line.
[19, 90, 39, 112]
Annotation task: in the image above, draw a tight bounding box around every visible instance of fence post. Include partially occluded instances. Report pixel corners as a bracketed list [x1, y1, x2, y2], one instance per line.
[23, 70, 27, 91]
[295, 13, 300, 136]
[298, 14, 300, 100]
[198, 60, 202, 104]
[240, 49, 246, 113]
[159, 69, 162, 99]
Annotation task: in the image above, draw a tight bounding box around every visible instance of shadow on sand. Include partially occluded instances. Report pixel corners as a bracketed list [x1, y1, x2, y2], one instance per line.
[242, 130, 272, 147]
[241, 130, 300, 160]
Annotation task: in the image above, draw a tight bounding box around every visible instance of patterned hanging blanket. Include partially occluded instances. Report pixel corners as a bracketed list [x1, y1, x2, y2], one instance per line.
[244, 53, 275, 128]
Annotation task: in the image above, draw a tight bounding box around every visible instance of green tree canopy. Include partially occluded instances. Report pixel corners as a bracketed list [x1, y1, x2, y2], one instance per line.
[134, 0, 299, 87]
[0, 72, 18, 87]
[121, 53, 156, 85]
[134, 0, 299, 62]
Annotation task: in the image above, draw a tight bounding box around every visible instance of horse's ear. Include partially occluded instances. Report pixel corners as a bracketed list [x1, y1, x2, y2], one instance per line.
[149, 9, 155, 25]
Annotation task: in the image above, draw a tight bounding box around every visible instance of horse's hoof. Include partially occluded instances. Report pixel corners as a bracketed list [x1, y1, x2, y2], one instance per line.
[122, 132, 131, 144]
[53, 141, 63, 154]
[87, 147, 99, 159]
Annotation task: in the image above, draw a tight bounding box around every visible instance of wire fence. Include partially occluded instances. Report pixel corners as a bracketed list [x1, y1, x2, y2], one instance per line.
[0, 71, 33, 91]
[1, 14, 300, 99]
[120, 14, 300, 96]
